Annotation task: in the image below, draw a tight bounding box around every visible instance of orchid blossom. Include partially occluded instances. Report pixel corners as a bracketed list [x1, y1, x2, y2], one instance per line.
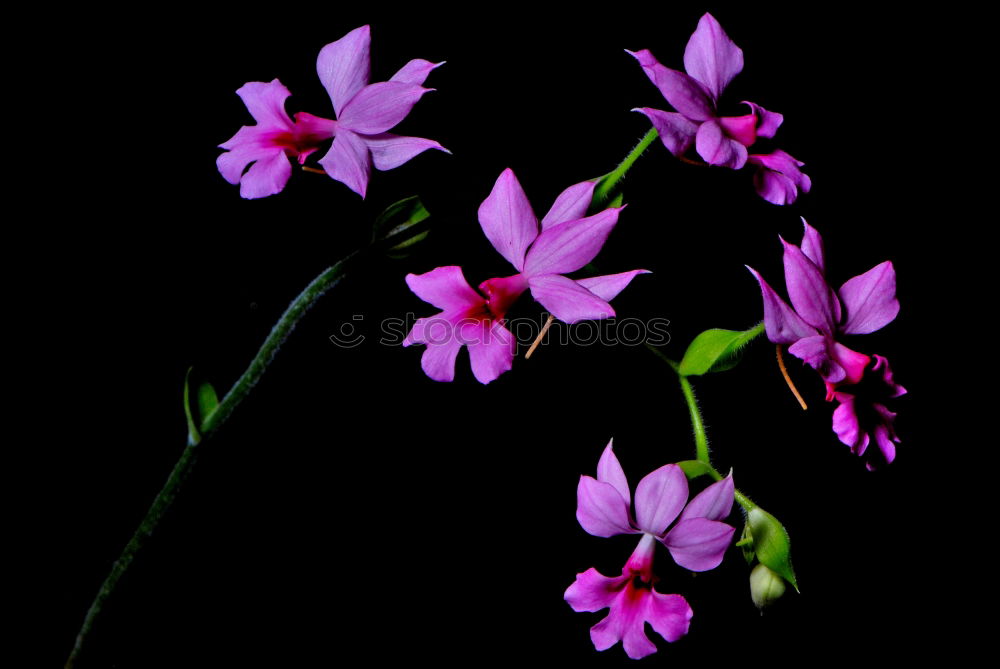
[832, 355, 907, 469]
[747, 219, 899, 398]
[217, 25, 447, 199]
[565, 442, 735, 659]
[403, 169, 648, 384]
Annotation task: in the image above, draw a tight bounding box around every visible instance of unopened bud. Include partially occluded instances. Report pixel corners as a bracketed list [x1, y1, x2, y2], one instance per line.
[749, 563, 786, 610]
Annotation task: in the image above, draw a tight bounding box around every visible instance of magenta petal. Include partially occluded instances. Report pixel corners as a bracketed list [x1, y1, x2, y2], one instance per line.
[872, 422, 899, 466]
[477, 169, 539, 272]
[527, 275, 615, 324]
[872, 355, 907, 398]
[576, 476, 634, 538]
[646, 592, 693, 643]
[838, 261, 900, 335]
[576, 270, 651, 301]
[782, 238, 840, 333]
[830, 341, 870, 386]
[627, 49, 715, 121]
[338, 81, 432, 135]
[234, 79, 294, 128]
[743, 101, 783, 139]
[418, 336, 464, 383]
[683, 13, 744, 103]
[389, 58, 444, 86]
[466, 321, 515, 384]
[746, 266, 818, 344]
[678, 473, 734, 522]
[633, 463, 688, 536]
[800, 218, 826, 274]
[238, 150, 292, 200]
[362, 133, 450, 171]
[317, 26, 371, 117]
[596, 440, 631, 507]
[523, 207, 623, 276]
[752, 167, 800, 205]
[564, 567, 627, 613]
[318, 129, 371, 198]
[696, 120, 748, 168]
[632, 108, 699, 157]
[540, 180, 597, 230]
[405, 266, 483, 311]
[662, 518, 735, 571]
[216, 133, 272, 184]
[832, 391, 866, 454]
[788, 334, 845, 384]
[621, 614, 658, 660]
[750, 151, 811, 205]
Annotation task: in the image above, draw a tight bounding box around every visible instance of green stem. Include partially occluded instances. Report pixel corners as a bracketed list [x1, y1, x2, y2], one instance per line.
[592, 128, 659, 207]
[66, 250, 363, 669]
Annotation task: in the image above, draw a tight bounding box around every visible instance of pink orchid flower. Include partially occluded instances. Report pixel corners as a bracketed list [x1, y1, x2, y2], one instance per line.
[217, 25, 448, 199]
[403, 169, 648, 384]
[566, 442, 735, 659]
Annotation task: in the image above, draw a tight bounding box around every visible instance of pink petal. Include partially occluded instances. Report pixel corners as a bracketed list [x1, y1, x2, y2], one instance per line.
[750, 151, 811, 205]
[523, 207, 623, 276]
[338, 81, 432, 135]
[752, 167, 801, 205]
[787, 334, 845, 384]
[233, 79, 294, 128]
[782, 238, 841, 333]
[216, 132, 272, 184]
[596, 440, 630, 507]
[683, 13, 744, 102]
[390, 59, 444, 86]
[466, 320, 515, 384]
[317, 25, 371, 117]
[830, 341, 871, 386]
[419, 336, 464, 383]
[678, 473, 734, 522]
[590, 609, 629, 653]
[575, 270, 651, 301]
[633, 463, 688, 536]
[237, 150, 292, 200]
[477, 169, 539, 272]
[540, 180, 597, 230]
[626, 49, 715, 121]
[661, 517, 735, 571]
[621, 609, 658, 660]
[576, 476, 634, 538]
[838, 261, 899, 335]
[632, 107, 699, 156]
[318, 129, 371, 197]
[872, 422, 898, 467]
[403, 314, 451, 347]
[831, 391, 866, 454]
[745, 266, 818, 345]
[564, 567, 627, 613]
[362, 133, 450, 171]
[646, 591, 693, 643]
[800, 218, 826, 274]
[742, 101, 783, 139]
[405, 266, 484, 311]
[695, 119, 748, 168]
[527, 274, 615, 324]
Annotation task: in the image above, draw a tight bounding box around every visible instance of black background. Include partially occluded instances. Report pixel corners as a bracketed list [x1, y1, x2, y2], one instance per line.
[40, 4, 963, 666]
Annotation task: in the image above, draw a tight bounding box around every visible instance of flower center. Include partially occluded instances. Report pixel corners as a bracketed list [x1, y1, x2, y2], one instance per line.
[478, 274, 529, 319]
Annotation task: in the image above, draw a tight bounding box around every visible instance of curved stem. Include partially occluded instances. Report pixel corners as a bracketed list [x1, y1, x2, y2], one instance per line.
[592, 128, 659, 207]
[66, 250, 362, 669]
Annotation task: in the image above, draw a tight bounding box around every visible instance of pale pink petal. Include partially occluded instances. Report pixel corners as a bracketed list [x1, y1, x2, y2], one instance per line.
[419, 336, 464, 383]
[626, 49, 715, 120]
[466, 321, 515, 384]
[633, 463, 688, 536]
[540, 180, 597, 230]
[661, 517, 735, 571]
[318, 129, 371, 197]
[527, 274, 615, 324]
[696, 119, 748, 168]
[596, 440, 630, 507]
[338, 81, 432, 135]
[838, 261, 899, 335]
[782, 238, 841, 333]
[477, 168, 539, 271]
[742, 101, 783, 138]
[523, 207, 623, 276]
[683, 13, 744, 102]
[216, 135, 272, 184]
[317, 25, 371, 117]
[678, 473, 734, 522]
[632, 108, 699, 156]
[405, 266, 483, 311]
[646, 592, 693, 643]
[238, 150, 292, 200]
[362, 133, 450, 171]
[576, 476, 635, 538]
[234, 79, 294, 128]
[575, 270, 651, 301]
[564, 567, 627, 612]
[746, 266, 818, 345]
[800, 218, 826, 274]
[390, 59, 444, 85]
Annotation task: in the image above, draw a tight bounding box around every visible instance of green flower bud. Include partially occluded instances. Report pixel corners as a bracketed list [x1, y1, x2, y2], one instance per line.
[749, 563, 786, 610]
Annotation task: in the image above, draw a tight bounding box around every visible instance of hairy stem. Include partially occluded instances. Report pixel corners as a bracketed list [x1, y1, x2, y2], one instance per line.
[592, 128, 659, 207]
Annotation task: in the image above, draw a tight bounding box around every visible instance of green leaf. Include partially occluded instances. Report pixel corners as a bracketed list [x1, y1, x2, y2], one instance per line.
[607, 191, 624, 208]
[677, 460, 714, 479]
[678, 322, 765, 376]
[183, 368, 200, 446]
[386, 230, 430, 260]
[372, 195, 430, 244]
[197, 381, 219, 426]
[747, 506, 798, 591]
